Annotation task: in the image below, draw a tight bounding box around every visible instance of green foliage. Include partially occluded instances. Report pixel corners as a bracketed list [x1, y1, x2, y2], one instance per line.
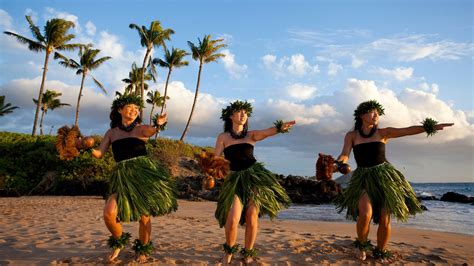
[0, 132, 114, 196]
[422, 117, 438, 137]
[147, 137, 211, 166]
[0, 131, 211, 196]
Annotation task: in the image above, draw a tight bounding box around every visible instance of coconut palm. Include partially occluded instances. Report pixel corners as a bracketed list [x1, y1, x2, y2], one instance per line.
[129, 20, 174, 118]
[33, 90, 70, 135]
[146, 90, 168, 125]
[4, 16, 80, 136]
[0, 95, 19, 116]
[56, 44, 111, 127]
[180, 35, 226, 141]
[152, 47, 189, 116]
[122, 63, 154, 95]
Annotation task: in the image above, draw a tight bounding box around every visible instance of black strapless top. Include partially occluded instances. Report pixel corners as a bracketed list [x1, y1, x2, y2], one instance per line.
[353, 142, 387, 167]
[223, 143, 257, 171]
[111, 137, 148, 162]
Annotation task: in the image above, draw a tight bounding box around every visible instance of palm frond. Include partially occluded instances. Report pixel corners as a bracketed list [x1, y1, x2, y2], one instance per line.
[89, 56, 112, 70]
[25, 15, 45, 43]
[57, 42, 81, 51]
[3, 31, 46, 52]
[91, 75, 107, 94]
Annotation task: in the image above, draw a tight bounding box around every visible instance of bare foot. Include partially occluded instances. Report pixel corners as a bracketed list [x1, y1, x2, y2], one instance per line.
[135, 254, 148, 263]
[107, 248, 121, 262]
[219, 253, 233, 265]
[242, 256, 255, 265]
[357, 249, 366, 261]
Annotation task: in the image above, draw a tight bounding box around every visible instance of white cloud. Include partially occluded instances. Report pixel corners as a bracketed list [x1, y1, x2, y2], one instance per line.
[262, 53, 319, 77]
[370, 34, 473, 61]
[287, 54, 320, 76]
[351, 55, 365, 68]
[418, 82, 439, 94]
[96, 31, 125, 59]
[328, 62, 342, 76]
[286, 83, 317, 101]
[221, 49, 248, 79]
[375, 66, 414, 81]
[0, 9, 14, 30]
[261, 99, 339, 128]
[85, 21, 96, 36]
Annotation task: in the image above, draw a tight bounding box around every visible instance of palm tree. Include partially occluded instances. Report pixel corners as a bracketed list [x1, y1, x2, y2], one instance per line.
[180, 35, 226, 141]
[122, 63, 154, 95]
[129, 20, 174, 118]
[0, 95, 19, 116]
[4, 16, 80, 136]
[152, 47, 189, 116]
[146, 90, 168, 125]
[33, 90, 70, 135]
[56, 44, 112, 127]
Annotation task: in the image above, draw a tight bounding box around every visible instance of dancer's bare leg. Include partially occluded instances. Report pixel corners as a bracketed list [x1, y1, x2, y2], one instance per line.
[136, 215, 151, 263]
[103, 194, 123, 262]
[356, 192, 372, 261]
[376, 209, 392, 262]
[222, 195, 243, 264]
[243, 200, 258, 264]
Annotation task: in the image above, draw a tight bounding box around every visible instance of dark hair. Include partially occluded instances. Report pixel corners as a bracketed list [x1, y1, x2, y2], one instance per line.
[109, 107, 142, 128]
[224, 117, 248, 133]
[353, 117, 362, 131]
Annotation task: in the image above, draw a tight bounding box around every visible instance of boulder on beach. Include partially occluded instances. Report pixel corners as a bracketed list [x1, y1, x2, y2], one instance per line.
[440, 192, 474, 204]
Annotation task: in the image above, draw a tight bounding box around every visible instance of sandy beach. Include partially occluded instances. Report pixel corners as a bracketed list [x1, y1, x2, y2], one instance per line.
[0, 196, 472, 265]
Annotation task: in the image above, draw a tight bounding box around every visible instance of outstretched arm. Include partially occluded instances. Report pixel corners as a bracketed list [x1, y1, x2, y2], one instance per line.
[380, 122, 454, 140]
[336, 132, 354, 163]
[250, 120, 296, 142]
[91, 130, 112, 159]
[140, 113, 168, 138]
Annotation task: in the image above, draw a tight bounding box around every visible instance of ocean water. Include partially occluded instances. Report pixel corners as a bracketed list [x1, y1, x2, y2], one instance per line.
[277, 183, 474, 235]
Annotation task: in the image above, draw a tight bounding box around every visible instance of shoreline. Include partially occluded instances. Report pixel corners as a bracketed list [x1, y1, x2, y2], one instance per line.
[0, 196, 473, 265]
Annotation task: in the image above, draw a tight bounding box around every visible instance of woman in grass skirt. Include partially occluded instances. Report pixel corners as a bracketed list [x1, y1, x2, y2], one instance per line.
[334, 100, 453, 262]
[90, 92, 177, 263]
[213, 100, 295, 264]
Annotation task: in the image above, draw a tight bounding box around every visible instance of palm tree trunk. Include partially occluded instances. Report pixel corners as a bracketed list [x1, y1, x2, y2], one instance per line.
[160, 68, 172, 115]
[75, 71, 87, 127]
[32, 51, 51, 136]
[180, 63, 203, 141]
[39, 106, 46, 136]
[149, 105, 155, 125]
[140, 48, 151, 119]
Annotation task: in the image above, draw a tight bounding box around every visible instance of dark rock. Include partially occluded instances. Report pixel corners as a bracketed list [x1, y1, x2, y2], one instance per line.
[175, 175, 222, 201]
[440, 192, 474, 204]
[421, 205, 428, 211]
[279, 176, 342, 204]
[175, 173, 343, 204]
[418, 195, 438, 201]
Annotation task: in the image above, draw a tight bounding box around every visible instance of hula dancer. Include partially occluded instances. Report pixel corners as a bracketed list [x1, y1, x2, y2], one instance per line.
[334, 100, 453, 262]
[90, 92, 177, 263]
[213, 100, 294, 264]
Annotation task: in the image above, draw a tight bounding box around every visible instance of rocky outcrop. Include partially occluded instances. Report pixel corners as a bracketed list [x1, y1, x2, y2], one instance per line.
[440, 192, 474, 204]
[278, 175, 343, 204]
[175, 173, 343, 204]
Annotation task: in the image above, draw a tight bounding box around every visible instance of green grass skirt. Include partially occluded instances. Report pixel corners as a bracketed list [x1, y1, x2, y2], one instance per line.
[215, 162, 291, 227]
[334, 162, 423, 223]
[108, 156, 178, 222]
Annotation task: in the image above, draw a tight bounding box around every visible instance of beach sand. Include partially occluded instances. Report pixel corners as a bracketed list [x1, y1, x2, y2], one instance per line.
[0, 196, 472, 265]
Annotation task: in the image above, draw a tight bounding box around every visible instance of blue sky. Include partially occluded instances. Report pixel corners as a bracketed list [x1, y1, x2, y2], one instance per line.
[0, 0, 472, 182]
